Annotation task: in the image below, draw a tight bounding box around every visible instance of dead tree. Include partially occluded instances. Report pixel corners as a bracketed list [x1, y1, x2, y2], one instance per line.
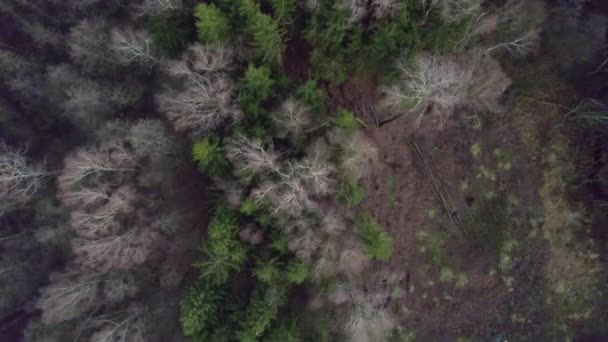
[157, 44, 240, 137]
[36, 271, 103, 324]
[133, 0, 182, 17]
[72, 228, 162, 272]
[68, 18, 116, 73]
[0, 141, 50, 215]
[89, 306, 147, 342]
[380, 54, 473, 127]
[226, 136, 281, 177]
[57, 141, 137, 191]
[271, 98, 313, 141]
[110, 27, 160, 67]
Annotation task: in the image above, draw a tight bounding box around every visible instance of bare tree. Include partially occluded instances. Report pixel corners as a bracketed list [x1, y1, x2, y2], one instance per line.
[335, 131, 378, 181]
[213, 178, 245, 209]
[337, 244, 369, 276]
[421, 0, 483, 23]
[133, 0, 182, 17]
[63, 80, 112, 126]
[272, 176, 317, 216]
[288, 228, 322, 263]
[36, 271, 103, 324]
[226, 136, 281, 177]
[484, 28, 541, 56]
[339, 0, 368, 24]
[89, 306, 146, 342]
[303, 0, 321, 11]
[468, 55, 512, 114]
[68, 18, 116, 73]
[380, 54, 473, 127]
[320, 209, 347, 236]
[110, 27, 160, 67]
[371, 0, 403, 19]
[157, 44, 240, 137]
[101, 272, 139, 304]
[158, 75, 239, 136]
[72, 228, 162, 272]
[172, 44, 234, 75]
[68, 185, 137, 238]
[343, 285, 397, 342]
[65, 0, 103, 9]
[311, 242, 337, 280]
[271, 98, 313, 141]
[251, 171, 317, 218]
[0, 142, 50, 215]
[59, 187, 110, 212]
[15, 17, 63, 48]
[128, 119, 178, 160]
[57, 142, 137, 191]
[292, 157, 336, 196]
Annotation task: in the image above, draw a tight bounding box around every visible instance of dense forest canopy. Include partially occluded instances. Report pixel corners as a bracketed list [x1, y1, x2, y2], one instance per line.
[1, 0, 607, 341]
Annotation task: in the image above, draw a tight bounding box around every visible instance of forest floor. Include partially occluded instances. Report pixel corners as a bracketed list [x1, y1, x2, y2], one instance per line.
[320, 49, 606, 339]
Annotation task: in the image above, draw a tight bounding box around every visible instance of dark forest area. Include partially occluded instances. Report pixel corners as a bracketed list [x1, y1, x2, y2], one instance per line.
[1, 0, 608, 341]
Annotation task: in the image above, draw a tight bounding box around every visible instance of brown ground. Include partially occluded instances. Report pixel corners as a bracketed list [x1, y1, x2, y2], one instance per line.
[328, 66, 572, 338]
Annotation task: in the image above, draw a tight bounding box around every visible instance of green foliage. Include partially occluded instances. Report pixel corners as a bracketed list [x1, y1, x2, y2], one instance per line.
[240, 198, 258, 216]
[206, 206, 248, 264]
[305, 2, 350, 54]
[286, 261, 308, 284]
[147, 14, 191, 58]
[194, 3, 230, 44]
[237, 284, 288, 342]
[334, 109, 360, 130]
[269, 0, 297, 25]
[309, 49, 348, 83]
[254, 258, 282, 284]
[422, 18, 469, 54]
[304, 2, 363, 83]
[240, 64, 275, 117]
[240, 0, 284, 64]
[180, 281, 222, 337]
[195, 250, 244, 286]
[193, 136, 228, 176]
[266, 321, 302, 342]
[297, 79, 327, 114]
[369, 7, 420, 67]
[241, 198, 274, 227]
[339, 180, 365, 208]
[270, 233, 289, 254]
[194, 206, 248, 286]
[357, 213, 393, 261]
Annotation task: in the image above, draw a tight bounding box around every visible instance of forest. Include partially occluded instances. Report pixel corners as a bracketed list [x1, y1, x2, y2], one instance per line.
[0, 0, 607, 341]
